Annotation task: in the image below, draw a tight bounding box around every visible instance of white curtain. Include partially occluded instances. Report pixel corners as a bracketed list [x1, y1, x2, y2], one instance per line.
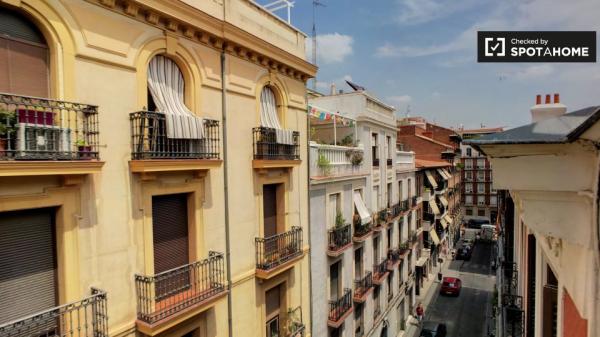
[147, 55, 204, 139]
[260, 86, 294, 145]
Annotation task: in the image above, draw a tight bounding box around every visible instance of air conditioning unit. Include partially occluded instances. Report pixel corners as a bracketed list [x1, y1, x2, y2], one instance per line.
[16, 123, 71, 158]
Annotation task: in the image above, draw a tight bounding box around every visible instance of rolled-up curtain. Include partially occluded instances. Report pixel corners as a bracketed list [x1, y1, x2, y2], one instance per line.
[260, 86, 294, 145]
[147, 55, 204, 139]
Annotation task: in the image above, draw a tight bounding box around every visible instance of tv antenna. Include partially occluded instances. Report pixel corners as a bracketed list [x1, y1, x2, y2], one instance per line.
[311, 0, 325, 90]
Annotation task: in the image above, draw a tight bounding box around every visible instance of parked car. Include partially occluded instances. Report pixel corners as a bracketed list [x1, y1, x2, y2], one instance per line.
[420, 321, 447, 337]
[456, 245, 472, 260]
[440, 277, 462, 296]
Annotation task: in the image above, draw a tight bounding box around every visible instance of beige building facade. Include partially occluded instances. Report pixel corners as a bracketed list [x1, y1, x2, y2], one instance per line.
[0, 1, 315, 337]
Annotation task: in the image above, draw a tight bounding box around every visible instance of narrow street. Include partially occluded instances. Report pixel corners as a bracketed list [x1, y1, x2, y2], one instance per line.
[424, 242, 496, 337]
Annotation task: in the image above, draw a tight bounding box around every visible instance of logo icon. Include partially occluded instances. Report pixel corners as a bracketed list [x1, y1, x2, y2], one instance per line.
[484, 37, 505, 57]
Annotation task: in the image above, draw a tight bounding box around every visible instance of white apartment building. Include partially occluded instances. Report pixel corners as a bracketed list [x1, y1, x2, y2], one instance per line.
[308, 85, 418, 337]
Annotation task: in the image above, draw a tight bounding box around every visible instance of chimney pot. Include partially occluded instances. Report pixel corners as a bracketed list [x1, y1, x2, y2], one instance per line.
[545, 94, 551, 104]
[536, 94, 541, 105]
[554, 93, 560, 103]
[330, 83, 336, 96]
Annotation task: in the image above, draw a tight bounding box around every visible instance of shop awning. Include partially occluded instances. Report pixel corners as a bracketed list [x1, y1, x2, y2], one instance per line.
[442, 169, 452, 179]
[425, 171, 438, 188]
[440, 218, 449, 229]
[353, 191, 372, 225]
[439, 196, 448, 207]
[428, 198, 440, 215]
[429, 230, 440, 245]
[416, 256, 429, 267]
[437, 168, 449, 181]
[444, 214, 453, 225]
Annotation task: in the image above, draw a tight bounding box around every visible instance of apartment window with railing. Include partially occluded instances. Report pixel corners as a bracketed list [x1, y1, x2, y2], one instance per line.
[466, 195, 473, 205]
[387, 182, 393, 207]
[329, 193, 341, 228]
[477, 183, 485, 194]
[465, 159, 473, 169]
[465, 184, 473, 193]
[477, 195, 485, 206]
[477, 158, 485, 169]
[266, 284, 283, 337]
[372, 133, 379, 166]
[477, 171, 485, 181]
[386, 135, 393, 166]
[465, 171, 473, 181]
[407, 178, 412, 199]
[398, 180, 403, 203]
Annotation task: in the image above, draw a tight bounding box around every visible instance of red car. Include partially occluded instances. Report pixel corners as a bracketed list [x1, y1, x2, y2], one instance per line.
[440, 277, 462, 296]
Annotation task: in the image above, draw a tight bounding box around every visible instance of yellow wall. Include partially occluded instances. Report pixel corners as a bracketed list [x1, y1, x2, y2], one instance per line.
[0, 0, 314, 336]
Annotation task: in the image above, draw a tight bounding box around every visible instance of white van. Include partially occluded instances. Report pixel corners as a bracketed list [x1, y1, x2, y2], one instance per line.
[480, 225, 495, 242]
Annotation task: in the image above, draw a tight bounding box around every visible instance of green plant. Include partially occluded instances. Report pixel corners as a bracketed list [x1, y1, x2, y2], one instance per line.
[317, 152, 332, 175]
[338, 134, 354, 147]
[0, 110, 16, 136]
[335, 211, 345, 227]
[345, 149, 363, 166]
[76, 139, 88, 147]
[456, 162, 465, 170]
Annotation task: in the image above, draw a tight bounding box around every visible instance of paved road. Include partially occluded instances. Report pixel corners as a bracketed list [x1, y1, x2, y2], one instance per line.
[423, 242, 496, 337]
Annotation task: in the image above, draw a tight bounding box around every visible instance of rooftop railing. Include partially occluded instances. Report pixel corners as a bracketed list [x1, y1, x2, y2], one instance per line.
[0, 288, 108, 337]
[0, 93, 99, 160]
[255, 227, 303, 271]
[130, 111, 220, 160]
[253, 127, 299, 160]
[134, 252, 226, 324]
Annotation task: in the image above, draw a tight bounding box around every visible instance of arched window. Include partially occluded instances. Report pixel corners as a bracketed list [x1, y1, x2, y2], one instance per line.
[0, 7, 49, 97]
[147, 55, 204, 139]
[259, 86, 282, 129]
[259, 86, 293, 144]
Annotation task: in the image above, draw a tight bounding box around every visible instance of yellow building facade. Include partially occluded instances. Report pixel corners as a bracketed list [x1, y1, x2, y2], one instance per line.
[0, 1, 315, 337]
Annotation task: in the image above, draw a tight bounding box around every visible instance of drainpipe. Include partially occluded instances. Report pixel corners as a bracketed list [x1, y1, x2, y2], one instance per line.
[306, 89, 314, 336]
[221, 34, 234, 337]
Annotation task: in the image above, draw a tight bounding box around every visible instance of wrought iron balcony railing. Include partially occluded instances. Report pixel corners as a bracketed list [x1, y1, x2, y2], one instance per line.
[0, 93, 99, 161]
[353, 272, 373, 300]
[253, 127, 299, 160]
[353, 218, 372, 239]
[255, 227, 303, 271]
[130, 111, 219, 160]
[0, 288, 108, 337]
[373, 258, 388, 281]
[328, 289, 352, 323]
[390, 203, 401, 218]
[134, 252, 226, 324]
[328, 224, 352, 252]
[400, 199, 409, 212]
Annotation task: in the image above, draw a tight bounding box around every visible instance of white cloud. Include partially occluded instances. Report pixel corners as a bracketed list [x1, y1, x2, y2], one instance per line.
[394, 0, 484, 25]
[305, 33, 353, 64]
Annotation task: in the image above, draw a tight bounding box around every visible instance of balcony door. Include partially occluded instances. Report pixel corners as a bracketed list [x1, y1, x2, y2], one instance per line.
[354, 248, 363, 279]
[0, 209, 57, 325]
[0, 9, 49, 97]
[330, 261, 341, 300]
[152, 193, 190, 298]
[266, 284, 283, 337]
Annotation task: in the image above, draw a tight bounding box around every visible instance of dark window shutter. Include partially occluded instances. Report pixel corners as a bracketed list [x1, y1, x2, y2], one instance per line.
[263, 184, 277, 238]
[152, 194, 189, 274]
[0, 8, 48, 97]
[0, 209, 56, 324]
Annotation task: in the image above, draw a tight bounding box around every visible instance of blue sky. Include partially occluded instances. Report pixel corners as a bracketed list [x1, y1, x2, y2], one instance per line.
[262, 0, 600, 129]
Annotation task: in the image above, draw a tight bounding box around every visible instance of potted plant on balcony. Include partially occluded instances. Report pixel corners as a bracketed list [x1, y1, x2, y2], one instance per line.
[0, 110, 16, 155]
[76, 139, 93, 160]
[317, 152, 332, 176]
[345, 149, 363, 166]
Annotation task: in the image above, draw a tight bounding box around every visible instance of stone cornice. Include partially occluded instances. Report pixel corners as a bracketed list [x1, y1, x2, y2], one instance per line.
[88, 0, 317, 82]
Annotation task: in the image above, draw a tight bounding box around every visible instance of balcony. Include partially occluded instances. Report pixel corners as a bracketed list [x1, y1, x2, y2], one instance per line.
[284, 306, 306, 337]
[309, 142, 365, 180]
[134, 253, 226, 334]
[255, 227, 303, 279]
[352, 217, 372, 242]
[353, 272, 373, 303]
[327, 224, 352, 257]
[0, 93, 103, 176]
[400, 199, 409, 212]
[387, 249, 402, 270]
[373, 259, 389, 285]
[327, 289, 353, 328]
[253, 127, 300, 169]
[129, 111, 221, 174]
[0, 288, 108, 337]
